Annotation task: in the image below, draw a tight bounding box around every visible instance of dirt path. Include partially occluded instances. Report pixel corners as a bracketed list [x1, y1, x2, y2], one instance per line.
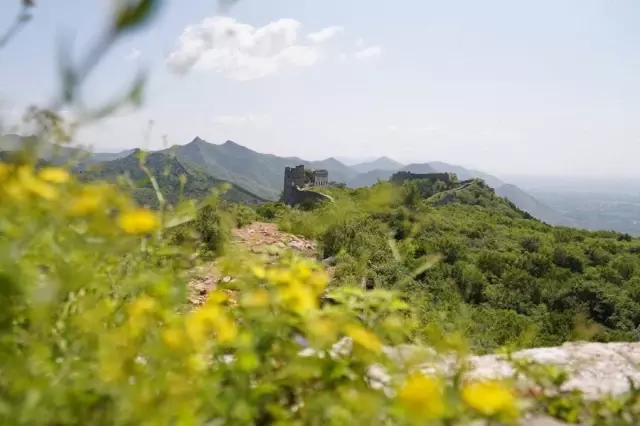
[188, 222, 319, 305]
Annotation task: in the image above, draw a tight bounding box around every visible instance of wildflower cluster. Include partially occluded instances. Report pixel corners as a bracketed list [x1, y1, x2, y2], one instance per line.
[3, 159, 622, 425]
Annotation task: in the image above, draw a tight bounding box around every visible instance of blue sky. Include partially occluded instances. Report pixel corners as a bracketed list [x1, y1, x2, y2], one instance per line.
[1, 0, 639, 178]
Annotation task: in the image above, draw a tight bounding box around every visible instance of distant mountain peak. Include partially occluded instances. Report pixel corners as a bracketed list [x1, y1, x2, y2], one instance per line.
[352, 156, 404, 174]
[188, 136, 208, 146]
[320, 157, 345, 165]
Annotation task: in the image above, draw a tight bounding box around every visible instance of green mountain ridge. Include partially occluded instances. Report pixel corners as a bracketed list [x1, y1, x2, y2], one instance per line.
[351, 156, 404, 173]
[0, 134, 574, 227]
[169, 137, 356, 200]
[77, 150, 266, 208]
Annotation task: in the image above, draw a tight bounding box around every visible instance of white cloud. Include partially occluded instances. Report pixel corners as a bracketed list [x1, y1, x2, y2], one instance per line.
[212, 114, 271, 126]
[307, 26, 343, 43]
[166, 17, 345, 81]
[355, 37, 365, 47]
[126, 48, 141, 61]
[354, 46, 383, 60]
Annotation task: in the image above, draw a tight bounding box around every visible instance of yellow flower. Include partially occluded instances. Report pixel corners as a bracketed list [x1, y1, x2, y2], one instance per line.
[240, 289, 270, 308]
[251, 265, 267, 279]
[17, 166, 58, 200]
[118, 209, 159, 234]
[207, 290, 230, 304]
[162, 327, 184, 349]
[308, 317, 337, 342]
[0, 162, 11, 181]
[185, 305, 237, 345]
[462, 380, 518, 419]
[128, 295, 157, 317]
[293, 262, 313, 280]
[27, 180, 58, 200]
[308, 270, 329, 293]
[3, 181, 26, 200]
[266, 268, 294, 285]
[397, 373, 446, 419]
[68, 193, 103, 215]
[280, 280, 318, 314]
[38, 167, 70, 184]
[345, 324, 382, 353]
[213, 315, 238, 343]
[185, 312, 207, 346]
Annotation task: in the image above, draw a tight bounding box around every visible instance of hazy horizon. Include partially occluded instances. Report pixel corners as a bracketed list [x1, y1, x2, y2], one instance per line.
[1, 0, 639, 179]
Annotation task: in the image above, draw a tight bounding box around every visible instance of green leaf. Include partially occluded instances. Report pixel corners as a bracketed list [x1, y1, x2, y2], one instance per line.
[113, 0, 162, 34]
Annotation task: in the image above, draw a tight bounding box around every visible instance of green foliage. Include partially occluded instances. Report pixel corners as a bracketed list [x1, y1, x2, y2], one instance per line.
[194, 204, 232, 256]
[222, 201, 258, 228]
[255, 201, 286, 220]
[273, 176, 640, 349]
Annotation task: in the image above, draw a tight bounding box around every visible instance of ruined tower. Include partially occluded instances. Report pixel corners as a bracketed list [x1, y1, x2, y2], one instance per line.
[283, 165, 306, 205]
[283, 165, 333, 207]
[312, 169, 329, 187]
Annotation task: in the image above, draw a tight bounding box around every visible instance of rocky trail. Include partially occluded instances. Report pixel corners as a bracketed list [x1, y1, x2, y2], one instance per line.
[188, 222, 319, 305]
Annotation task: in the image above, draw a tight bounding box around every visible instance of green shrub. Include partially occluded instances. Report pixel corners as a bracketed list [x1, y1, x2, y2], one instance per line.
[256, 201, 286, 220]
[223, 202, 258, 227]
[195, 204, 232, 256]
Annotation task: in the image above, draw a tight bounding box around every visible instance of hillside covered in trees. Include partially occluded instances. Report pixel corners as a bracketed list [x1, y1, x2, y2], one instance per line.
[260, 175, 640, 351]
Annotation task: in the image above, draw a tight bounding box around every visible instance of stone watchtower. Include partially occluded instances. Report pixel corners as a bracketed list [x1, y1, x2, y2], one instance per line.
[283, 165, 306, 205]
[283, 165, 333, 207]
[312, 169, 329, 187]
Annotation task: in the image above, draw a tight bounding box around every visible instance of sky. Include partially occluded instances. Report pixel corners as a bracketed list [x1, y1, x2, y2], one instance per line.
[0, 0, 639, 179]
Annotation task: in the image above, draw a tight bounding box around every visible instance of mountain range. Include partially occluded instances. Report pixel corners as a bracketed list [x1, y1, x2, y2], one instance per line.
[1, 134, 569, 225]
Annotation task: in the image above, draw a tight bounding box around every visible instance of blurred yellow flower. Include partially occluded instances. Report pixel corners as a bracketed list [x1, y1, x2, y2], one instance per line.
[185, 313, 207, 346]
[397, 373, 446, 419]
[345, 324, 382, 353]
[68, 193, 103, 215]
[0, 162, 10, 181]
[250, 265, 267, 279]
[241, 289, 270, 308]
[308, 317, 337, 342]
[26, 180, 58, 200]
[38, 167, 70, 184]
[186, 305, 238, 345]
[16, 166, 58, 200]
[462, 380, 518, 418]
[3, 181, 26, 200]
[162, 327, 184, 349]
[293, 262, 313, 280]
[129, 295, 157, 317]
[266, 268, 294, 285]
[280, 280, 317, 314]
[207, 290, 232, 305]
[308, 270, 329, 293]
[118, 209, 159, 234]
[213, 315, 237, 343]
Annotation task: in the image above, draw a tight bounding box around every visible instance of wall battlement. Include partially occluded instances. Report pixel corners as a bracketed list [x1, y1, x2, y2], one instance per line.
[283, 165, 331, 207]
[390, 171, 455, 185]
